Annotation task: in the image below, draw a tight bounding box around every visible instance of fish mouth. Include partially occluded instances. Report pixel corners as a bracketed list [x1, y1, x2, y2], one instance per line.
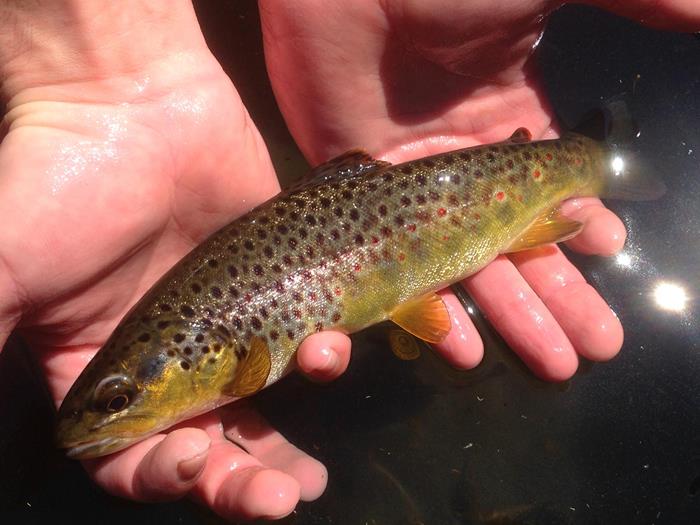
[61, 436, 140, 460]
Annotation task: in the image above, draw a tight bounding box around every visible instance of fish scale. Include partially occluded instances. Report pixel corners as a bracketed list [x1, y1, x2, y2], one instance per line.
[57, 128, 657, 459]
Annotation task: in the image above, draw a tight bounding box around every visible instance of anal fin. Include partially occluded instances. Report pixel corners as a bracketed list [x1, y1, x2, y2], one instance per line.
[505, 209, 583, 253]
[389, 293, 451, 344]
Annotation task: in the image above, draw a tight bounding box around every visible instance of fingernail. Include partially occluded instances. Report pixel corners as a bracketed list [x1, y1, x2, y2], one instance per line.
[177, 453, 207, 481]
[318, 347, 339, 372]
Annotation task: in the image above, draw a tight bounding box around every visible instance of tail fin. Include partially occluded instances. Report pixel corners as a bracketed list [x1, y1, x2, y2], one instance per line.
[572, 96, 666, 201]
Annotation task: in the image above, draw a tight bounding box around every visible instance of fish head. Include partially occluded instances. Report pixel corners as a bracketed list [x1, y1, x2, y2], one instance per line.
[56, 316, 241, 459]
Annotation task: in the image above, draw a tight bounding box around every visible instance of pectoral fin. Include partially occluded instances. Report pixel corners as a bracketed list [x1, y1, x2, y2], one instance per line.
[389, 293, 451, 344]
[388, 328, 422, 360]
[505, 209, 584, 253]
[226, 336, 271, 397]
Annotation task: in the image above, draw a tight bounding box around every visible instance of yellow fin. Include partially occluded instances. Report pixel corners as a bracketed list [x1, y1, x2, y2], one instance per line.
[505, 209, 584, 253]
[389, 293, 451, 344]
[227, 336, 271, 397]
[388, 328, 422, 360]
[509, 127, 532, 143]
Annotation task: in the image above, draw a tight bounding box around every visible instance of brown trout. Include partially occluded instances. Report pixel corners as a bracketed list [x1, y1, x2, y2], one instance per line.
[56, 127, 662, 458]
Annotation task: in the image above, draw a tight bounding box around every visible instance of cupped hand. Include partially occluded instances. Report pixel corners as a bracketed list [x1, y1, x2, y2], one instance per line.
[0, 15, 348, 520]
[260, 0, 700, 380]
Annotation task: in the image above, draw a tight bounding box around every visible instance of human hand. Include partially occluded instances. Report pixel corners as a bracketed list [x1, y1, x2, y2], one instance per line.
[260, 0, 700, 380]
[0, 1, 350, 520]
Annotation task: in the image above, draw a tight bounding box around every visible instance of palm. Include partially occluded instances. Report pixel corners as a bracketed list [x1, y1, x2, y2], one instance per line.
[0, 55, 278, 396]
[0, 53, 324, 518]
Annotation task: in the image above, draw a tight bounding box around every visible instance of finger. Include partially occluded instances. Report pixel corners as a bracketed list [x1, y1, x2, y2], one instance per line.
[297, 331, 352, 382]
[193, 438, 300, 521]
[431, 288, 484, 369]
[220, 401, 328, 502]
[509, 246, 624, 362]
[85, 427, 210, 501]
[463, 256, 579, 381]
[585, 0, 700, 31]
[560, 198, 626, 255]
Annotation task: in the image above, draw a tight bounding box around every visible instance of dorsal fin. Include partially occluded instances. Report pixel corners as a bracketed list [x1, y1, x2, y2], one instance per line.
[509, 127, 532, 143]
[296, 149, 391, 188]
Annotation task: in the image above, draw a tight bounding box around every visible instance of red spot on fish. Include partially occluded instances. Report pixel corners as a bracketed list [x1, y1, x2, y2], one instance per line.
[244, 293, 252, 303]
[437, 208, 447, 217]
[407, 223, 417, 232]
[496, 191, 506, 202]
[533, 170, 541, 179]
[398, 253, 406, 262]
[517, 194, 524, 202]
[545, 153, 553, 161]
[442, 235, 449, 241]
[473, 213, 481, 221]
[574, 157, 583, 165]
[354, 264, 362, 272]
[335, 287, 342, 296]
[293, 309, 302, 319]
[309, 292, 317, 301]
[372, 236, 379, 244]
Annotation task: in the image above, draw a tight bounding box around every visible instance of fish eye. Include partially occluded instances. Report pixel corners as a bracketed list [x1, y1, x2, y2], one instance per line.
[93, 375, 135, 413]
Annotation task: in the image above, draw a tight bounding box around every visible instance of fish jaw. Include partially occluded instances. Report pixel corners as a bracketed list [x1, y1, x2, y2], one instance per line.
[61, 435, 146, 460]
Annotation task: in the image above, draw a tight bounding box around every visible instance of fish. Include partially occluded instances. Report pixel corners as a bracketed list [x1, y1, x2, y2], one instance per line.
[56, 119, 663, 459]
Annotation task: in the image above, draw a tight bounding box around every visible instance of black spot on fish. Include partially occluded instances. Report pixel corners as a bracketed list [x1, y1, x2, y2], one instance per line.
[253, 265, 264, 276]
[342, 190, 353, 200]
[274, 206, 286, 217]
[251, 317, 262, 331]
[184, 347, 193, 355]
[195, 333, 204, 343]
[400, 166, 413, 175]
[157, 320, 170, 329]
[354, 234, 365, 246]
[400, 196, 411, 207]
[288, 238, 298, 249]
[269, 330, 279, 341]
[334, 207, 343, 218]
[211, 286, 223, 299]
[331, 229, 340, 240]
[349, 209, 359, 221]
[233, 317, 243, 331]
[423, 159, 435, 168]
[174, 333, 186, 343]
[299, 228, 308, 239]
[208, 259, 218, 268]
[191, 283, 202, 294]
[208, 357, 216, 364]
[256, 229, 267, 240]
[159, 303, 172, 312]
[416, 174, 427, 186]
[243, 240, 255, 251]
[227, 244, 239, 254]
[305, 215, 317, 226]
[167, 349, 176, 357]
[180, 305, 195, 318]
[138, 333, 151, 343]
[201, 346, 210, 354]
[229, 286, 240, 298]
[320, 197, 331, 207]
[276, 224, 289, 235]
[227, 266, 238, 278]
[180, 361, 190, 370]
[263, 246, 274, 258]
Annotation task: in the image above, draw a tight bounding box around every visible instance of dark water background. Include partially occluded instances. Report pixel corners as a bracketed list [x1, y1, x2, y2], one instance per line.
[1, 2, 698, 524]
